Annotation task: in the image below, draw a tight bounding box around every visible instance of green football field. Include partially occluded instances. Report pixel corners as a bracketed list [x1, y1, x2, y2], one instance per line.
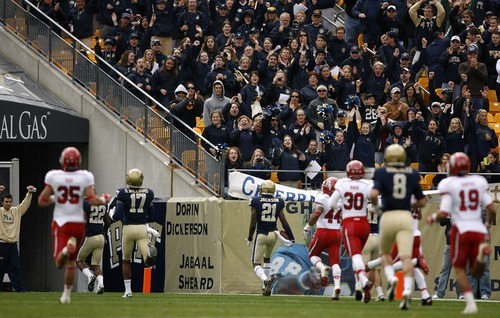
[1, 293, 499, 317]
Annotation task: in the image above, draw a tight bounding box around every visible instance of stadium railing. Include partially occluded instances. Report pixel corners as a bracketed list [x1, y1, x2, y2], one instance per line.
[1, 0, 225, 196]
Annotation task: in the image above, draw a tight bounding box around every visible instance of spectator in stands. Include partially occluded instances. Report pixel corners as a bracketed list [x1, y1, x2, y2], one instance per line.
[383, 87, 409, 121]
[485, 31, 500, 90]
[230, 115, 262, 163]
[376, 4, 408, 48]
[449, 6, 475, 38]
[363, 59, 389, 106]
[400, 82, 426, 114]
[289, 50, 312, 91]
[94, 38, 118, 76]
[301, 139, 324, 190]
[444, 117, 466, 154]
[178, 0, 210, 42]
[205, 54, 236, 98]
[411, 116, 446, 173]
[258, 51, 280, 88]
[216, 21, 234, 51]
[479, 150, 500, 183]
[143, 49, 159, 75]
[108, 12, 134, 58]
[332, 109, 348, 133]
[125, 58, 153, 102]
[152, 56, 179, 107]
[113, 50, 135, 81]
[150, 39, 167, 67]
[94, 0, 116, 39]
[408, 0, 446, 49]
[236, 9, 256, 41]
[117, 32, 143, 64]
[201, 36, 219, 65]
[224, 147, 244, 198]
[151, 0, 177, 55]
[272, 135, 309, 189]
[384, 121, 417, 166]
[261, 6, 279, 39]
[36, 0, 68, 36]
[203, 80, 231, 127]
[308, 85, 338, 138]
[439, 35, 467, 100]
[329, 26, 350, 68]
[169, 81, 204, 141]
[347, 109, 377, 168]
[287, 109, 316, 153]
[388, 67, 413, 100]
[465, 107, 498, 172]
[459, 45, 488, 110]
[433, 153, 451, 187]
[341, 46, 366, 82]
[269, 12, 293, 48]
[181, 41, 211, 97]
[304, 10, 332, 45]
[280, 90, 303, 128]
[67, 0, 94, 49]
[202, 109, 231, 157]
[352, 0, 382, 49]
[277, 47, 293, 75]
[317, 64, 337, 97]
[239, 70, 265, 116]
[372, 106, 394, 164]
[359, 93, 379, 123]
[233, 56, 254, 93]
[261, 114, 286, 160]
[212, 3, 230, 38]
[299, 72, 319, 106]
[245, 149, 272, 180]
[267, 70, 292, 107]
[222, 97, 243, 131]
[425, 31, 450, 89]
[322, 129, 352, 173]
[376, 31, 407, 67]
[335, 66, 359, 110]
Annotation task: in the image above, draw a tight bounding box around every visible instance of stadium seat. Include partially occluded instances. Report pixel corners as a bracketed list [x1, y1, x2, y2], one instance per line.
[424, 174, 435, 189]
[182, 150, 197, 172]
[488, 89, 498, 103]
[488, 112, 495, 123]
[419, 175, 430, 190]
[410, 162, 419, 170]
[495, 113, 500, 123]
[270, 171, 279, 183]
[493, 123, 500, 136]
[490, 102, 500, 114]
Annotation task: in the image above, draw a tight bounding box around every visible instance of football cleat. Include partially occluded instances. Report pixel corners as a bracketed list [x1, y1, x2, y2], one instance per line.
[377, 294, 386, 301]
[88, 275, 96, 292]
[481, 294, 490, 300]
[96, 285, 104, 294]
[320, 266, 330, 287]
[355, 281, 363, 301]
[400, 292, 411, 310]
[122, 293, 132, 298]
[432, 294, 440, 299]
[461, 305, 478, 315]
[421, 297, 433, 306]
[66, 237, 77, 255]
[363, 281, 373, 303]
[263, 277, 274, 296]
[386, 276, 399, 301]
[59, 295, 71, 304]
[331, 288, 341, 301]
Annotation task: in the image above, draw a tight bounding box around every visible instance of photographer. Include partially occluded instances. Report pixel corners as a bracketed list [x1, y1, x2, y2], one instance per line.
[266, 71, 292, 106]
[245, 149, 272, 180]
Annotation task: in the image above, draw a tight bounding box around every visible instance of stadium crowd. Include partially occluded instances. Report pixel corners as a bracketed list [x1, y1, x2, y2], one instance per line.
[32, 0, 500, 189]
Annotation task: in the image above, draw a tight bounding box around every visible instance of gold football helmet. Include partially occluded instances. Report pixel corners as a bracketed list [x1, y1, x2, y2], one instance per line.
[126, 168, 144, 187]
[384, 144, 406, 166]
[260, 180, 276, 196]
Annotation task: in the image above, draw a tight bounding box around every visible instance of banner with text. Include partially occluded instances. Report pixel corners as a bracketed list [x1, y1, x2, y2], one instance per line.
[164, 197, 222, 293]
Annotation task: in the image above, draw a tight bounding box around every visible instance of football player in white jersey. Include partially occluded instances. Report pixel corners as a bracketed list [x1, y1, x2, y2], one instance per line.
[428, 152, 496, 315]
[303, 177, 342, 300]
[329, 160, 373, 303]
[38, 147, 110, 304]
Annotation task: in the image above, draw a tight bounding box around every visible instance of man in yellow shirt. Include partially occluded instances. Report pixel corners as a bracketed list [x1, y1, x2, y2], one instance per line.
[0, 185, 36, 292]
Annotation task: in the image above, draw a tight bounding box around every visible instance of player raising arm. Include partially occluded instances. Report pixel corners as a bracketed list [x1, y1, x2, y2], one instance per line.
[427, 152, 496, 314]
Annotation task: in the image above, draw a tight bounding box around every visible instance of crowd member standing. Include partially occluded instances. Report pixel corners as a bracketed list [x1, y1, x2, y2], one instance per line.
[112, 168, 157, 298]
[370, 144, 427, 310]
[38, 147, 110, 304]
[76, 191, 108, 294]
[0, 185, 36, 292]
[303, 178, 342, 300]
[428, 152, 496, 314]
[247, 180, 295, 296]
[329, 161, 373, 303]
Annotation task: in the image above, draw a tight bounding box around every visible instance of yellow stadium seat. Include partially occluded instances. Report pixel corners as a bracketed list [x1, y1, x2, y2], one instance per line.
[488, 112, 495, 123]
[493, 123, 500, 136]
[488, 89, 498, 103]
[410, 162, 419, 170]
[495, 113, 500, 123]
[490, 102, 500, 114]
[424, 174, 435, 189]
[270, 171, 279, 183]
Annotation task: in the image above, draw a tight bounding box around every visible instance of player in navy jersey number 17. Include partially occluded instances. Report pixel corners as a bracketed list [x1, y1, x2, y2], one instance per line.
[369, 144, 427, 310]
[247, 180, 295, 296]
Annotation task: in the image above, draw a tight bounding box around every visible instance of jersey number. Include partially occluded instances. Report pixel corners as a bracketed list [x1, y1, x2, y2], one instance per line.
[392, 174, 407, 199]
[261, 203, 277, 222]
[459, 189, 479, 211]
[129, 193, 147, 213]
[344, 192, 364, 210]
[89, 205, 106, 224]
[325, 208, 341, 224]
[57, 186, 80, 204]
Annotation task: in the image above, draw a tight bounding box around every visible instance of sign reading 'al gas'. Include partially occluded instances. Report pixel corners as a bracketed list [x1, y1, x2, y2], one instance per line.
[0, 101, 88, 142]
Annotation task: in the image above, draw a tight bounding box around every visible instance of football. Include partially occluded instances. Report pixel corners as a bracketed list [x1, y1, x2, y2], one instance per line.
[280, 230, 289, 240]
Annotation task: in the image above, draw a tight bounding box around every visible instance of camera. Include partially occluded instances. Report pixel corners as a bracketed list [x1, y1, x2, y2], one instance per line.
[256, 158, 263, 163]
[278, 77, 283, 81]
